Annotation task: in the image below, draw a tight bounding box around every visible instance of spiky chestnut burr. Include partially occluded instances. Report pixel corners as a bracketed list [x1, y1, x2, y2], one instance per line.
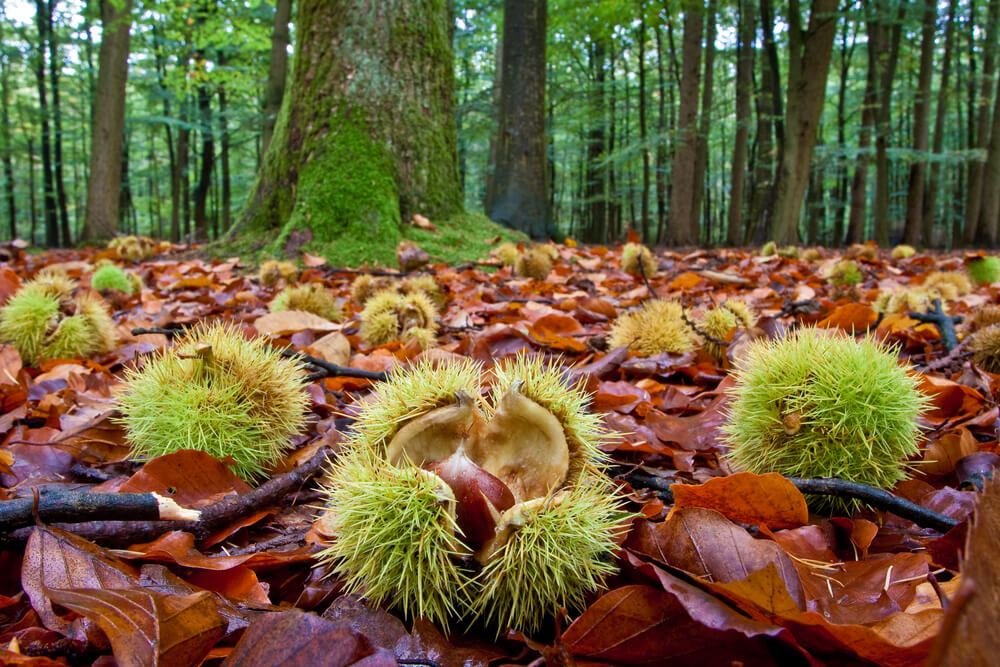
[801, 248, 822, 262]
[620, 243, 657, 278]
[91, 263, 142, 295]
[828, 259, 863, 287]
[700, 300, 757, 362]
[268, 283, 340, 321]
[258, 260, 299, 286]
[891, 244, 916, 260]
[777, 246, 800, 259]
[964, 304, 1000, 332]
[607, 299, 698, 357]
[315, 355, 627, 634]
[969, 325, 1000, 373]
[722, 328, 928, 513]
[115, 321, 309, 481]
[108, 235, 158, 262]
[923, 271, 972, 300]
[966, 256, 1000, 286]
[514, 247, 553, 279]
[0, 277, 117, 365]
[359, 291, 437, 348]
[847, 243, 879, 260]
[400, 274, 447, 309]
[494, 242, 519, 267]
[759, 241, 777, 257]
[349, 274, 397, 307]
[873, 288, 935, 316]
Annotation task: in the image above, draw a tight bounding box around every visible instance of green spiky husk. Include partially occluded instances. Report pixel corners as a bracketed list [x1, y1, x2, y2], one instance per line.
[401, 275, 447, 309]
[359, 291, 438, 347]
[970, 325, 1000, 373]
[269, 283, 340, 321]
[315, 449, 474, 629]
[829, 260, 862, 287]
[922, 271, 971, 300]
[722, 328, 928, 513]
[347, 357, 483, 452]
[514, 248, 552, 279]
[494, 243, 518, 267]
[891, 245, 916, 260]
[91, 264, 134, 294]
[474, 478, 627, 634]
[0, 284, 117, 365]
[607, 299, 698, 357]
[760, 241, 776, 257]
[621, 243, 657, 277]
[967, 256, 1000, 285]
[116, 322, 308, 481]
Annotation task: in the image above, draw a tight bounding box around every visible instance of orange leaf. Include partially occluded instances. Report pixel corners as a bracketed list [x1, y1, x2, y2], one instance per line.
[671, 472, 809, 530]
[817, 303, 878, 332]
[668, 271, 703, 290]
[302, 252, 327, 267]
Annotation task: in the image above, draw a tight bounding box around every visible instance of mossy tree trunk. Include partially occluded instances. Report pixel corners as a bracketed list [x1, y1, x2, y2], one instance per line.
[230, 0, 463, 257]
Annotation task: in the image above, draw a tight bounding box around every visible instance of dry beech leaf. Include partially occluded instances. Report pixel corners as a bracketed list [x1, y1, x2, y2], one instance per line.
[221, 609, 395, 667]
[817, 303, 878, 332]
[253, 310, 339, 336]
[118, 449, 251, 508]
[626, 508, 806, 609]
[308, 331, 351, 366]
[22, 525, 141, 634]
[44, 586, 226, 667]
[671, 472, 809, 530]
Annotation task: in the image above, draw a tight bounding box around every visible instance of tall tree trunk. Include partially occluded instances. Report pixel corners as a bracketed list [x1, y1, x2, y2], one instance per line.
[638, 8, 650, 238]
[832, 17, 856, 245]
[82, 0, 132, 241]
[770, 0, 838, 245]
[748, 9, 775, 244]
[666, 2, 703, 246]
[33, 0, 59, 247]
[980, 52, 1000, 244]
[27, 137, 38, 245]
[846, 33, 877, 243]
[193, 83, 214, 241]
[219, 79, 231, 232]
[262, 0, 292, 157]
[902, 1, 935, 246]
[871, 0, 904, 247]
[964, 0, 999, 245]
[42, 0, 70, 245]
[232, 0, 463, 257]
[0, 10, 15, 240]
[654, 22, 667, 242]
[584, 37, 607, 243]
[175, 102, 190, 241]
[926, 0, 958, 245]
[489, 0, 549, 239]
[727, 0, 753, 246]
[692, 0, 716, 245]
[117, 129, 133, 231]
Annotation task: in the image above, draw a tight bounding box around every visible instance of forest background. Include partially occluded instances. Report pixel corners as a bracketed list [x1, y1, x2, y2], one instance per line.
[0, 0, 999, 255]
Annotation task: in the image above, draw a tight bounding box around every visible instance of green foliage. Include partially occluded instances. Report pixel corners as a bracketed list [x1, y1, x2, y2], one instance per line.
[116, 322, 309, 481]
[967, 256, 1000, 285]
[723, 329, 928, 512]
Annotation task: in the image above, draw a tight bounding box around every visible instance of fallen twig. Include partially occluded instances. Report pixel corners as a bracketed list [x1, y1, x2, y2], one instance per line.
[623, 470, 960, 533]
[1, 447, 334, 548]
[0, 492, 198, 533]
[909, 298, 962, 351]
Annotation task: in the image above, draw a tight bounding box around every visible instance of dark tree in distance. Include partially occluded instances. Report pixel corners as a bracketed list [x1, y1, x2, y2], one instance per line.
[665, 1, 702, 246]
[261, 0, 292, 157]
[487, 0, 551, 239]
[82, 0, 132, 241]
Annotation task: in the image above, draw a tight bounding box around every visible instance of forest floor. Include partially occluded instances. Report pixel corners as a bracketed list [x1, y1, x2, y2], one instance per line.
[0, 237, 994, 666]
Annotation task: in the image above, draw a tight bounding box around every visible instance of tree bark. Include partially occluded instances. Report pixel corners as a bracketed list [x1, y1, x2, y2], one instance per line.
[33, 0, 58, 247]
[846, 19, 878, 244]
[980, 51, 1000, 244]
[727, 0, 753, 246]
[965, 0, 999, 245]
[231, 0, 462, 254]
[925, 0, 957, 246]
[871, 0, 904, 247]
[902, 1, 935, 246]
[0, 10, 15, 240]
[46, 0, 70, 245]
[638, 7, 650, 238]
[488, 0, 550, 239]
[692, 0, 716, 245]
[261, 0, 292, 157]
[192, 83, 213, 241]
[770, 0, 838, 245]
[666, 2, 703, 246]
[82, 0, 132, 241]
[654, 22, 667, 241]
[584, 36, 608, 243]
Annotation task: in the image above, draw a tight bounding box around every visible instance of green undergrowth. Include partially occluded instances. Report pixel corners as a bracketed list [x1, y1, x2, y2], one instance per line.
[214, 210, 526, 269]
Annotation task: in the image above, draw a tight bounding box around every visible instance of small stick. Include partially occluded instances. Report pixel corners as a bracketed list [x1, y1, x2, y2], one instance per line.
[0, 492, 199, 533]
[623, 471, 960, 533]
[909, 298, 962, 351]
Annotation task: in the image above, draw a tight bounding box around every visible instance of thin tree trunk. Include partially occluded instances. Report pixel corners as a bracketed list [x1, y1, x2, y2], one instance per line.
[748, 10, 775, 244]
[692, 0, 716, 246]
[846, 16, 879, 244]
[871, 0, 904, 247]
[902, 1, 935, 246]
[0, 9, 15, 240]
[980, 50, 1000, 244]
[193, 83, 213, 241]
[925, 0, 958, 245]
[666, 3, 703, 246]
[33, 0, 59, 247]
[727, 0, 753, 246]
[584, 37, 607, 243]
[27, 137, 37, 244]
[219, 79, 231, 232]
[261, 0, 291, 156]
[654, 22, 667, 242]
[832, 17, 856, 246]
[638, 7, 650, 238]
[965, 0, 999, 245]
[82, 0, 132, 241]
